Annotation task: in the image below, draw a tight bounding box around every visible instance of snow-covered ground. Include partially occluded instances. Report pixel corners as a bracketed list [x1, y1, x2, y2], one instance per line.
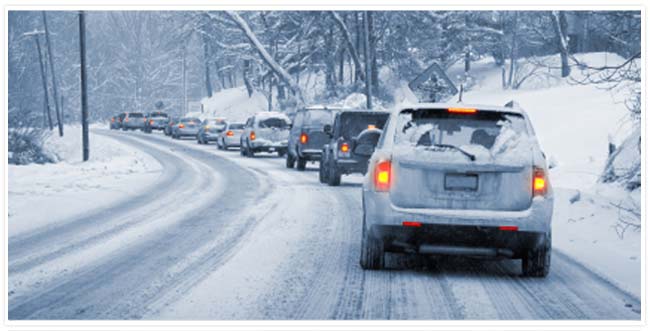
[449, 52, 641, 296]
[8, 126, 162, 237]
[200, 86, 268, 121]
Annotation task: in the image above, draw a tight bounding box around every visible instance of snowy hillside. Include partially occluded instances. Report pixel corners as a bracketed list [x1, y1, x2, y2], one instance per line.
[200, 87, 268, 122]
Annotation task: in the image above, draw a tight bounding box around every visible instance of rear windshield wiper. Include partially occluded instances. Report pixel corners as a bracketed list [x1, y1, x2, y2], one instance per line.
[426, 143, 476, 161]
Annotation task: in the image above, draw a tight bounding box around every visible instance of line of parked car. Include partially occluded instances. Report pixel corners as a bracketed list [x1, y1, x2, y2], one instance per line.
[109, 101, 553, 277]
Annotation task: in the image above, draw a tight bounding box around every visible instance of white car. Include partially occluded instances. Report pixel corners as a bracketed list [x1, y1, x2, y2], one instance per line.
[240, 112, 291, 157]
[217, 122, 245, 150]
[359, 102, 553, 277]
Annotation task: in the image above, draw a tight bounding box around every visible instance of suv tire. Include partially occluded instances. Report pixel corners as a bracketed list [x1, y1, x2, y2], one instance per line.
[327, 158, 341, 186]
[296, 157, 306, 171]
[522, 234, 551, 277]
[360, 215, 384, 270]
[285, 154, 295, 168]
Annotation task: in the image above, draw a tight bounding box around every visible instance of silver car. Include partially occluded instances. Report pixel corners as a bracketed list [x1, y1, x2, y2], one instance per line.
[121, 112, 147, 131]
[240, 112, 291, 157]
[360, 103, 553, 277]
[217, 122, 245, 150]
[171, 117, 201, 139]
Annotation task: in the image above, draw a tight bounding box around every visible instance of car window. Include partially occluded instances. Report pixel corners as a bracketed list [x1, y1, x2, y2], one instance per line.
[150, 112, 168, 118]
[128, 113, 143, 117]
[395, 109, 528, 150]
[304, 110, 335, 127]
[259, 117, 290, 129]
[338, 113, 389, 139]
[229, 123, 244, 130]
[181, 117, 200, 124]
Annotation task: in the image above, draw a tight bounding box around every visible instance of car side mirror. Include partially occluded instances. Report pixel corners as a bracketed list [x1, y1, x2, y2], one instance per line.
[352, 129, 382, 157]
[323, 124, 332, 134]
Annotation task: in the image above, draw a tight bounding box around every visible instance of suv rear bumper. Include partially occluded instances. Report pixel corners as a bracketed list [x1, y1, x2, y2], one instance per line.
[334, 158, 369, 174]
[369, 223, 547, 258]
[363, 190, 553, 234]
[298, 148, 322, 160]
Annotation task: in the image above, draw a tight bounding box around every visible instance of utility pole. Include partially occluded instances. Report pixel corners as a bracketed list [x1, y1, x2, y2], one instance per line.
[79, 11, 89, 161]
[363, 11, 373, 110]
[25, 31, 53, 131]
[182, 46, 187, 115]
[42, 11, 63, 136]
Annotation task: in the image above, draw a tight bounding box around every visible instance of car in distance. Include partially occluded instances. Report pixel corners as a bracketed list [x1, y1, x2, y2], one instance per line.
[144, 111, 169, 133]
[121, 112, 146, 131]
[171, 117, 201, 139]
[217, 122, 245, 150]
[164, 117, 179, 136]
[286, 106, 338, 171]
[319, 110, 390, 185]
[109, 115, 121, 130]
[197, 118, 227, 144]
[240, 112, 291, 157]
[360, 103, 553, 277]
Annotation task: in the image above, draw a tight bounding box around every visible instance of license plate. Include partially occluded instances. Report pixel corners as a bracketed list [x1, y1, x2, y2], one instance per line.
[269, 147, 276, 152]
[444, 173, 478, 191]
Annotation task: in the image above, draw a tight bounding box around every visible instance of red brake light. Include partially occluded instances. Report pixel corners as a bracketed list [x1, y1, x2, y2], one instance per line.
[226, 130, 234, 137]
[448, 107, 477, 114]
[533, 167, 547, 196]
[124, 118, 129, 122]
[374, 160, 392, 192]
[402, 221, 421, 227]
[178, 123, 185, 128]
[111, 118, 115, 123]
[340, 142, 350, 153]
[149, 119, 154, 125]
[143, 118, 147, 122]
[499, 226, 519, 231]
[367, 124, 376, 130]
[250, 131, 256, 140]
[300, 133, 308, 144]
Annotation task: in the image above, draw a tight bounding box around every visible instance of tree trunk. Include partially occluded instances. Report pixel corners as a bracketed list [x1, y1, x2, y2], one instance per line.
[368, 11, 379, 93]
[34, 35, 53, 131]
[363, 11, 373, 109]
[42, 11, 63, 136]
[329, 11, 365, 82]
[507, 12, 518, 88]
[226, 11, 303, 101]
[202, 35, 213, 98]
[551, 11, 571, 77]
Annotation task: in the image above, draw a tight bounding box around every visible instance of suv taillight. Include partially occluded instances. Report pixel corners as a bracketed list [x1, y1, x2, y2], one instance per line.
[178, 123, 185, 128]
[250, 131, 256, 140]
[226, 130, 234, 137]
[533, 167, 547, 196]
[149, 119, 154, 125]
[340, 142, 349, 153]
[300, 132, 308, 144]
[374, 160, 392, 192]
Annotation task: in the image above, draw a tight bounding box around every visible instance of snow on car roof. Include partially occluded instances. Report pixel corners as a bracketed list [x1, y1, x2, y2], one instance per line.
[396, 102, 525, 115]
[254, 111, 291, 120]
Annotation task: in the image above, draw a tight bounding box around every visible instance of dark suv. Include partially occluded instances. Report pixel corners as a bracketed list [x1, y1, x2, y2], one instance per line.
[286, 106, 338, 171]
[144, 111, 168, 133]
[319, 110, 389, 185]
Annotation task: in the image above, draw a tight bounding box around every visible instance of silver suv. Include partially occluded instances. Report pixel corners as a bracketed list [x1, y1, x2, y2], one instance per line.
[360, 103, 553, 277]
[240, 112, 291, 157]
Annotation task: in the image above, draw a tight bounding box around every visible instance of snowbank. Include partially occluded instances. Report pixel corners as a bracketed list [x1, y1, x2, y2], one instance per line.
[8, 126, 163, 237]
[201, 86, 268, 122]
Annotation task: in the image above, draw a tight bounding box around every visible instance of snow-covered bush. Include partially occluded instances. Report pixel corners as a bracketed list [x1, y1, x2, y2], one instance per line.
[8, 129, 55, 165]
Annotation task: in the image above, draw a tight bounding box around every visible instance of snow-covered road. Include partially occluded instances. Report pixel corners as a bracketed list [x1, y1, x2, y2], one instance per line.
[8, 129, 641, 320]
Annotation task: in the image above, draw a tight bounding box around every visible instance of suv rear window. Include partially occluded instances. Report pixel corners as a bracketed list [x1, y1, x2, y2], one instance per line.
[150, 112, 168, 118]
[259, 118, 289, 129]
[128, 113, 144, 117]
[339, 113, 389, 139]
[395, 109, 528, 150]
[304, 110, 335, 127]
[181, 117, 200, 123]
[229, 124, 244, 130]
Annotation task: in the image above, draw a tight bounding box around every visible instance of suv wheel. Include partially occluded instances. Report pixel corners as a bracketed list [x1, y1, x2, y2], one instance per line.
[327, 158, 341, 186]
[522, 233, 551, 277]
[285, 154, 295, 168]
[319, 153, 328, 183]
[296, 157, 306, 171]
[247, 142, 255, 157]
[360, 214, 384, 270]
